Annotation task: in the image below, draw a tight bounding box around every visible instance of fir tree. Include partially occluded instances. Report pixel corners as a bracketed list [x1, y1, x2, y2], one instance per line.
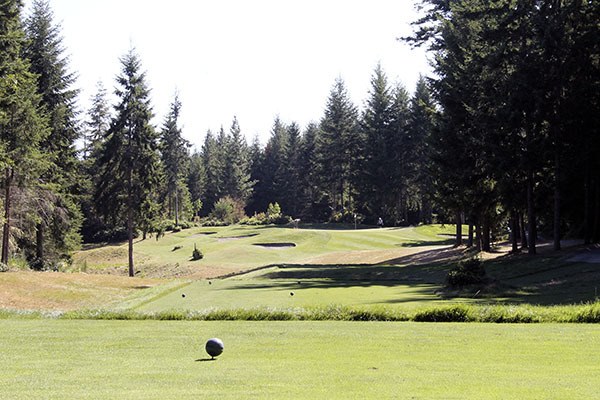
[160, 94, 190, 226]
[222, 117, 253, 203]
[23, 0, 82, 267]
[0, 0, 49, 265]
[316, 78, 360, 214]
[95, 49, 160, 276]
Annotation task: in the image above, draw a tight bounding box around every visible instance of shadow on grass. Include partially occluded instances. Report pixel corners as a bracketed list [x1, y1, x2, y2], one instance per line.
[222, 244, 600, 306]
[395, 239, 456, 247]
[195, 358, 217, 362]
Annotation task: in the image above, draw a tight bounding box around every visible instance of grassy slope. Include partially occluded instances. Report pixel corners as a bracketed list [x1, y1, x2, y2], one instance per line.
[0, 320, 598, 399]
[3, 224, 596, 313]
[71, 224, 457, 278]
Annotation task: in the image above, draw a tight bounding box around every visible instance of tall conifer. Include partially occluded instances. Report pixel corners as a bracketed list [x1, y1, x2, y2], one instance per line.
[95, 49, 160, 276]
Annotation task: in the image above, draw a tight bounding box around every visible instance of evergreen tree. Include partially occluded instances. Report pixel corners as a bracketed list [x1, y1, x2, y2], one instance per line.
[187, 150, 205, 218]
[83, 81, 110, 160]
[246, 134, 265, 215]
[357, 64, 395, 223]
[279, 122, 302, 217]
[160, 94, 190, 226]
[95, 49, 160, 276]
[316, 78, 360, 215]
[0, 0, 49, 265]
[297, 122, 322, 220]
[200, 129, 223, 214]
[408, 76, 435, 224]
[222, 117, 253, 203]
[80, 82, 111, 242]
[23, 0, 82, 267]
[252, 117, 289, 213]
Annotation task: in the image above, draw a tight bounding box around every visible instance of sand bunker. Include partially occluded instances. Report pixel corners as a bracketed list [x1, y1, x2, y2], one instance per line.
[253, 242, 296, 249]
[217, 233, 259, 242]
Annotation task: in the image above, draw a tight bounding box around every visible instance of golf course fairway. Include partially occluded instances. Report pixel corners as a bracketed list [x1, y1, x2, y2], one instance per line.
[0, 319, 598, 399]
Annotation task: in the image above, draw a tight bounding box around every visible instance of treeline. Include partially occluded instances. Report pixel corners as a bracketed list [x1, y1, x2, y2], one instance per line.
[406, 0, 600, 253]
[193, 69, 435, 227]
[1, 0, 599, 274]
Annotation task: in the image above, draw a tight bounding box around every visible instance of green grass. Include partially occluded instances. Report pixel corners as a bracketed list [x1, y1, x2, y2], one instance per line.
[0, 319, 598, 399]
[71, 224, 459, 276]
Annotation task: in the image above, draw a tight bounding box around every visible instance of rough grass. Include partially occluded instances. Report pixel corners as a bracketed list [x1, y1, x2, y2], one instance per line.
[0, 320, 598, 399]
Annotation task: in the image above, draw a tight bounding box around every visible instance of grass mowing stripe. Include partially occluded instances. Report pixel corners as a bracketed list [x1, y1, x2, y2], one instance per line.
[0, 320, 598, 399]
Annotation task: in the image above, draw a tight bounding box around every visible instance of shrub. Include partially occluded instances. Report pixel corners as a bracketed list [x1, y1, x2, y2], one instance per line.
[0, 262, 8, 272]
[446, 257, 486, 287]
[413, 305, 472, 322]
[209, 196, 246, 225]
[191, 244, 203, 260]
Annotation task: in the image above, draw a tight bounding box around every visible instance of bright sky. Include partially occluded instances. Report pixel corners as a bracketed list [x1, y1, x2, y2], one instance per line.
[25, 0, 431, 148]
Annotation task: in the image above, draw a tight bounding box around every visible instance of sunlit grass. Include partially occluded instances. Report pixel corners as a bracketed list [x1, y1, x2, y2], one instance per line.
[0, 320, 598, 399]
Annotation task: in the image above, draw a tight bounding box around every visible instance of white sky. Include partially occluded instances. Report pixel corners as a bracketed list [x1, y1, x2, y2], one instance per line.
[25, 0, 431, 148]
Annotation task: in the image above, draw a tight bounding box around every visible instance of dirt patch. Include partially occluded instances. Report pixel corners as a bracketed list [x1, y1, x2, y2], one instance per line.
[0, 271, 161, 311]
[253, 242, 296, 249]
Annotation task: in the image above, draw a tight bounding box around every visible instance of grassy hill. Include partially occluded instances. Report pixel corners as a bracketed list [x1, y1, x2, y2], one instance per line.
[1, 224, 598, 314]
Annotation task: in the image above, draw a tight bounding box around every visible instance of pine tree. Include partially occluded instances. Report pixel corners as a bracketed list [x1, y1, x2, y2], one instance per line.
[222, 117, 253, 203]
[297, 122, 321, 220]
[95, 49, 160, 276]
[187, 150, 205, 218]
[0, 0, 49, 265]
[253, 117, 289, 213]
[316, 78, 360, 215]
[246, 134, 265, 215]
[160, 94, 190, 226]
[200, 130, 219, 214]
[23, 0, 82, 267]
[83, 81, 110, 160]
[280, 122, 302, 217]
[357, 64, 395, 223]
[79, 82, 112, 243]
[408, 77, 435, 224]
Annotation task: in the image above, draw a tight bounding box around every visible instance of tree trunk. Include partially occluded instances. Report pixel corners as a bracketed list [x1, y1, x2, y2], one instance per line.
[510, 211, 519, 253]
[467, 223, 474, 248]
[593, 178, 600, 243]
[127, 168, 134, 277]
[455, 209, 463, 246]
[519, 212, 528, 249]
[527, 172, 537, 255]
[584, 172, 591, 244]
[553, 151, 561, 251]
[1, 168, 12, 265]
[36, 223, 44, 264]
[127, 206, 134, 277]
[482, 215, 491, 252]
[174, 187, 180, 226]
[475, 222, 482, 252]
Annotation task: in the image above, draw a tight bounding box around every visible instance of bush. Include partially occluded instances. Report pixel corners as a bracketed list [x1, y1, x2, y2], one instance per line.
[446, 257, 486, 287]
[413, 305, 472, 322]
[191, 244, 203, 260]
[0, 262, 8, 272]
[209, 196, 246, 225]
[239, 204, 292, 226]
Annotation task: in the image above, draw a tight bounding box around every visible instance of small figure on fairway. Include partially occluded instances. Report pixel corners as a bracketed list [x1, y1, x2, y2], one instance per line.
[377, 217, 384, 228]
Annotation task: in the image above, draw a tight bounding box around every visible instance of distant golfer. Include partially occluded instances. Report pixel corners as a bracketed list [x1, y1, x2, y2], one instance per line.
[377, 217, 384, 228]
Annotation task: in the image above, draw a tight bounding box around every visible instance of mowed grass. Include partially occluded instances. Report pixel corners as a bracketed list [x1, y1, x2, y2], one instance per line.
[0, 319, 598, 399]
[71, 224, 458, 278]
